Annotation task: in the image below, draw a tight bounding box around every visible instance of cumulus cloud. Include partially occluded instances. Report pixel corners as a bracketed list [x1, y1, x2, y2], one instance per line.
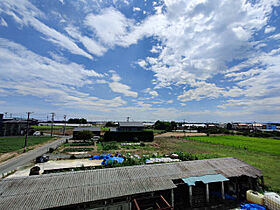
[143, 88, 159, 97]
[264, 26, 276, 33]
[85, 7, 134, 47]
[108, 71, 138, 97]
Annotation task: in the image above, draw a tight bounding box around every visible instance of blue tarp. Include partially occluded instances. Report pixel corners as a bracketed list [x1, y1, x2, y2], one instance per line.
[182, 174, 229, 186]
[211, 192, 236, 200]
[89, 154, 124, 165]
[241, 203, 266, 210]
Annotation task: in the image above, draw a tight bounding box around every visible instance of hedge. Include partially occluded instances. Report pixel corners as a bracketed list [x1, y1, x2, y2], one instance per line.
[103, 131, 154, 142]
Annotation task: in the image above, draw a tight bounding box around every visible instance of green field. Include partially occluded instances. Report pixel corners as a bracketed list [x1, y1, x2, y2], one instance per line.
[0, 136, 54, 153]
[32, 125, 74, 130]
[183, 135, 280, 155]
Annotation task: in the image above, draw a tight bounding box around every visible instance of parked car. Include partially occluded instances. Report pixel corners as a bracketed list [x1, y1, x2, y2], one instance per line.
[33, 131, 41, 136]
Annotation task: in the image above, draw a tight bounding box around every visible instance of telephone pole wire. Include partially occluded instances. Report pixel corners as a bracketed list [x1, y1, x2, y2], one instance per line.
[24, 112, 32, 153]
[50, 113, 55, 137]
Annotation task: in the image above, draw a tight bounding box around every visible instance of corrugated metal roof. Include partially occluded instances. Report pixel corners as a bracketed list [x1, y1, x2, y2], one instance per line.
[118, 122, 144, 127]
[73, 127, 101, 132]
[0, 157, 261, 209]
[182, 174, 229, 186]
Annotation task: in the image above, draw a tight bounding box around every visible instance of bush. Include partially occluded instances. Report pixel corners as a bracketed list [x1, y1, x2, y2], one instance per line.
[73, 130, 93, 140]
[104, 131, 154, 142]
[102, 142, 119, 150]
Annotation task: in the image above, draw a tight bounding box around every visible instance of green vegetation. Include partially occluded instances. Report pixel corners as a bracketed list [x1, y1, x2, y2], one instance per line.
[73, 130, 93, 141]
[63, 148, 93, 152]
[183, 136, 280, 155]
[101, 127, 110, 131]
[153, 120, 177, 131]
[69, 142, 94, 146]
[68, 118, 87, 124]
[32, 125, 74, 130]
[0, 136, 54, 153]
[144, 129, 165, 133]
[102, 142, 119, 150]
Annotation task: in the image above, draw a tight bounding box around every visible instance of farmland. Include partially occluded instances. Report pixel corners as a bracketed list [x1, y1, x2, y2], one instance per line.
[182, 135, 280, 155]
[0, 136, 54, 154]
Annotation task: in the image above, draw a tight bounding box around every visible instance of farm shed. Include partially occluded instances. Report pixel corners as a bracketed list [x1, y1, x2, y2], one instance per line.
[73, 127, 101, 139]
[0, 157, 262, 210]
[1, 119, 38, 136]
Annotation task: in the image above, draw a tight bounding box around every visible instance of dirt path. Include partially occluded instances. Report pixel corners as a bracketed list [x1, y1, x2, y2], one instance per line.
[156, 132, 207, 137]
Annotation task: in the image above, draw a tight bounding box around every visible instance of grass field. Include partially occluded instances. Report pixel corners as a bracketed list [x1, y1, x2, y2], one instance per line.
[183, 135, 280, 155]
[32, 125, 74, 130]
[0, 136, 54, 153]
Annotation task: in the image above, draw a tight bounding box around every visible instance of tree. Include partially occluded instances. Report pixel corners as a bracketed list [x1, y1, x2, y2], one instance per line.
[68, 118, 87, 124]
[105, 121, 117, 127]
[76, 130, 93, 141]
[154, 120, 177, 131]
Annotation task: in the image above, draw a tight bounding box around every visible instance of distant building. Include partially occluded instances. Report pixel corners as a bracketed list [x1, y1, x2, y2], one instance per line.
[73, 127, 101, 139]
[232, 123, 250, 130]
[117, 122, 145, 132]
[182, 123, 207, 128]
[39, 123, 92, 127]
[2, 119, 38, 136]
[0, 157, 263, 210]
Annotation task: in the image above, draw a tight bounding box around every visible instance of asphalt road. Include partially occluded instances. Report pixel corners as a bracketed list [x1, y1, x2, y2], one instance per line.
[0, 136, 67, 176]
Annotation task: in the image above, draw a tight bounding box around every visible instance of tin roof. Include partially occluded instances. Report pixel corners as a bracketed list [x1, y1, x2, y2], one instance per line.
[73, 127, 101, 132]
[182, 174, 229, 186]
[118, 122, 144, 127]
[0, 157, 261, 209]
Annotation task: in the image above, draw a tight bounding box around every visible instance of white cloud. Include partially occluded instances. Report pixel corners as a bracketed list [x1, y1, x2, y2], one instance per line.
[0, 17, 8, 27]
[137, 59, 147, 68]
[143, 88, 159, 97]
[0, 38, 129, 111]
[178, 82, 225, 102]
[0, 0, 93, 59]
[65, 25, 107, 56]
[108, 71, 138, 97]
[133, 7, 141, 12]
[85, 7, 134, 47]
[264, 26, 276, 33]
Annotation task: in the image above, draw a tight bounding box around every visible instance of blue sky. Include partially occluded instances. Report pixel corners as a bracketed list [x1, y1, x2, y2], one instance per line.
[0, 0, 280, 122]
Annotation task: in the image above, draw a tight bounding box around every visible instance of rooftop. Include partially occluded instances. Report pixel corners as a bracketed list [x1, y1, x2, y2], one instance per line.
[118, 122, 144, 127]
[0, 157, 261, 209]
[73, 127, 101, 132]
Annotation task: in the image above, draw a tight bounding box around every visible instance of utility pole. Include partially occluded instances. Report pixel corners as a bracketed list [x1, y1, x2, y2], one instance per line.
[24, 112, 32, 153]
[63, 115, 67, 136]
[50, 113, 55, 137]
[127, 117, 130, 122]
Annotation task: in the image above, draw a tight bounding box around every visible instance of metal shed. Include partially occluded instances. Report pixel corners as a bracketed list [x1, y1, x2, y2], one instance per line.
[0, 157, 262, 209]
